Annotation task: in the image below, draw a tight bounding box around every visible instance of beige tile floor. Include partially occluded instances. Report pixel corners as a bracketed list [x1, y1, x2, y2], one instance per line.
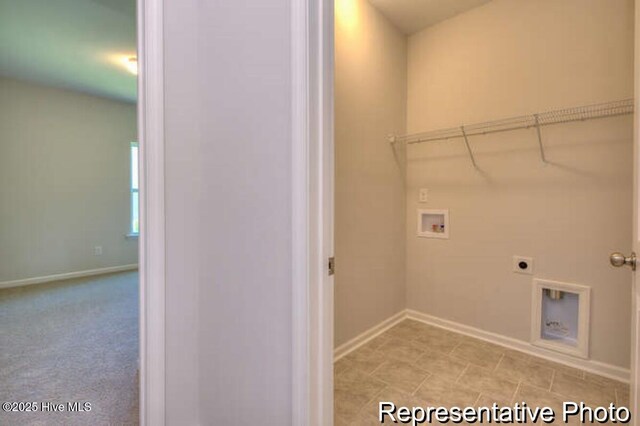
[334, 319, 629, 425]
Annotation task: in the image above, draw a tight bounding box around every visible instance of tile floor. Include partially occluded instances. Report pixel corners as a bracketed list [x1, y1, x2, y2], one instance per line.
[334, 319, 629, 425]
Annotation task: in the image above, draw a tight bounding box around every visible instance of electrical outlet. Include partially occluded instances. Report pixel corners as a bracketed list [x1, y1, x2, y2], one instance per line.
[94, 246, 103, 256]
[419, 188, 429, 203]
[513, 255, 533, 274]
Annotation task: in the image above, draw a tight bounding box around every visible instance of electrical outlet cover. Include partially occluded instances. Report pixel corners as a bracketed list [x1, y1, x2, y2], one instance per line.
[513, 256, 533, 274]
[419, 188, 428, 203]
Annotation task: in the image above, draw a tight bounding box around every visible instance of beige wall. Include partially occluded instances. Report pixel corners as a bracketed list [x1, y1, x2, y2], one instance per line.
[406, 0, 634, 367]
[0, 77, 138, 283]
[335, 0, 408, 346]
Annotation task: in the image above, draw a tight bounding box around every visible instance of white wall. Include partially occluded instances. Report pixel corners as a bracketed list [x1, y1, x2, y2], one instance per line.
[163, 0, 200, 423]
[405, 0, 634, 368]
[334, 0, 407, 347]
[164, 0, 293, 423]
[0, 77, 138, 283]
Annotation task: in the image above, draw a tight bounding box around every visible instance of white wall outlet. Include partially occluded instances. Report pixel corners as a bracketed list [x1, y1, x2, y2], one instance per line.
[513, 256, 533, 274]
[94, 246, 103, 256]
[419, 188, 429, 203]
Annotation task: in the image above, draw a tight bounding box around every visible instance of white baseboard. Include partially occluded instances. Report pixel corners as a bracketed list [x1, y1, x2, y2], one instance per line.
[0, 264, 139, 290]
[334, 310, 407, 361]
[406, 309, 630, 384]
[332, 308, 629, 383]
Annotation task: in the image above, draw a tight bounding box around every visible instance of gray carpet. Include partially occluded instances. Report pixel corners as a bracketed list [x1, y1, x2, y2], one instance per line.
[0, 271, 139, 426]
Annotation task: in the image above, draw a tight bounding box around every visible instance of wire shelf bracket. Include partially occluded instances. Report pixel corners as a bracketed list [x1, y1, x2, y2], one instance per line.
[533, 114, 547, 163]
[460, 125, 478, 169]
[389, 99, 634, 167]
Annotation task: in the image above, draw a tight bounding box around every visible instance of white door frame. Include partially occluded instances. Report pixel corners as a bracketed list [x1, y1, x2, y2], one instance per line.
[137, 0, 166, 424]
[291, 0, 335, 424]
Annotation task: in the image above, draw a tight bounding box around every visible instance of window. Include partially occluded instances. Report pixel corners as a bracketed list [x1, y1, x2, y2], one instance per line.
[130, 142, 139, 235]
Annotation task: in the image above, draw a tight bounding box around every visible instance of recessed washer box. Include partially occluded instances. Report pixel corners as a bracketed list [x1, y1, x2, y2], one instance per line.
[531, 278, 590, 359]
[417, 209, 449, 239]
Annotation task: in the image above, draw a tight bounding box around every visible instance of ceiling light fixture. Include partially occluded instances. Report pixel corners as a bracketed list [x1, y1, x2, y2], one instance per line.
[123, 57, 137, 75]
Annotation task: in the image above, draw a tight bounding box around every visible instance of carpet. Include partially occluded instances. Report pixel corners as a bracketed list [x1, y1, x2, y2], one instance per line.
[0, 271, 139, 425]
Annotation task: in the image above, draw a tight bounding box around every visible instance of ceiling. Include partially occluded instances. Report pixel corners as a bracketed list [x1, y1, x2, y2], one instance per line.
[0, 0, 489, 102]
[0, 0, 137, 103]
[368, 0, 493, 35]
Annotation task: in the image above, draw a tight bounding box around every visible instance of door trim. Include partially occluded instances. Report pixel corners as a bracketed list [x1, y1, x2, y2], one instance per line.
[137, 0, 166, 424]
[292, 0, 334, 424]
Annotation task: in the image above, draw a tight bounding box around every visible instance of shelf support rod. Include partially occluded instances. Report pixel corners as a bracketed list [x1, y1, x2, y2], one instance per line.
[460, 126, 479, 169]
[533, 114, 547, 163]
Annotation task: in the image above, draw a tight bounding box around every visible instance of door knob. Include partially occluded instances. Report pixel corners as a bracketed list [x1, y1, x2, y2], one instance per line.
[610, 252, 636, 271]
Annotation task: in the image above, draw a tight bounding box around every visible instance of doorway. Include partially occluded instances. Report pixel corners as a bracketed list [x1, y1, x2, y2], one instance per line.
[0, 0, 164, 423]
[326, 0, 637, 424]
